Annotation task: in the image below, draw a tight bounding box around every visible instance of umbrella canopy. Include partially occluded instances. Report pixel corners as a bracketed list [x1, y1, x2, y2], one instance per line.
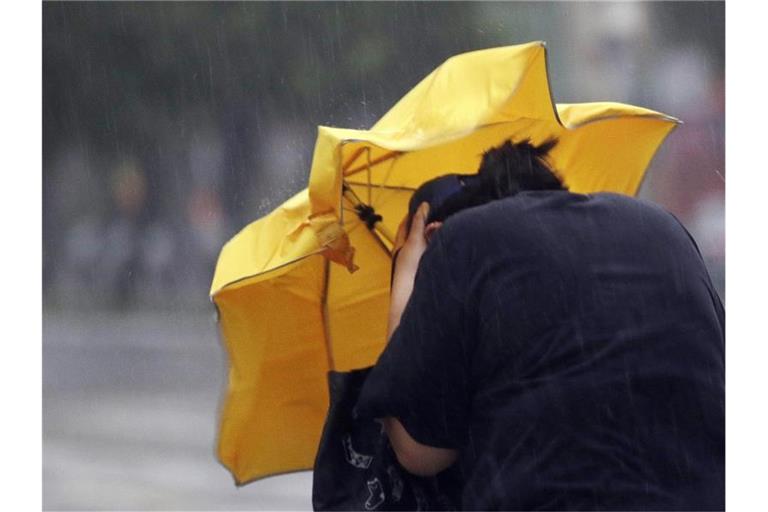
[210, 41, 679, 485]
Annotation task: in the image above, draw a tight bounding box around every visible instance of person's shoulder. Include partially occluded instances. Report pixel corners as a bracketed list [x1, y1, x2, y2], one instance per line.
[564, 192, 699, 253]
[591, 192, 686, 228]
[590, 191, 664, 211]
[521, 190, 680, 224]
[434, 191, 567, 246]
[440, 190, 685, 240]
[441, 190, 577, 229]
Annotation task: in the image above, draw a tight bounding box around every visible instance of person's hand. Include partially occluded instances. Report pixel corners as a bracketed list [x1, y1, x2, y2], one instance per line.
[388, 203, 443, 339]
[393, 202, 443, 273]
[393, 215, 409, 256]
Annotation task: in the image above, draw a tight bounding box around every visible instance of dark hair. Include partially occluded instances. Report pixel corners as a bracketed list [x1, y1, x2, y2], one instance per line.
[476, 138, 563, 196]
[409, 138, 565, 226]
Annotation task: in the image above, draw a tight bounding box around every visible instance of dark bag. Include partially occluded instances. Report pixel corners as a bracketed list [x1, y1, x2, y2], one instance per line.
[312, 367, 462, 511]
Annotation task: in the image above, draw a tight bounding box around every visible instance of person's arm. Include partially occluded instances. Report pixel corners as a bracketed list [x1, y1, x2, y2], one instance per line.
[381, 417, 457, 477]
[387, 202, 444, 339]
[382, 202, 458, 476]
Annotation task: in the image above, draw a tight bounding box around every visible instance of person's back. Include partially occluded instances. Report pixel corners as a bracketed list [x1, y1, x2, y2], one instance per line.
[357, 139, 724, 510]
[359, 189, 724, 510]
[443, 190, 724, 509]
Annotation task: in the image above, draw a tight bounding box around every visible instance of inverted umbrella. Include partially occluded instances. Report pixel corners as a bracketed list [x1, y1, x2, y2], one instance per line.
[210, 41, 679, 485]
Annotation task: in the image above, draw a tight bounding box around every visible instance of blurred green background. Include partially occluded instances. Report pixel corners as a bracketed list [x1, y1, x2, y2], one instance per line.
[43, 2, 724, 510]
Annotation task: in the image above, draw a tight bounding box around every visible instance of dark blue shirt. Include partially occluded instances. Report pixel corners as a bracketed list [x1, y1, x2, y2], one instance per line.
[357, 191, 724, 510]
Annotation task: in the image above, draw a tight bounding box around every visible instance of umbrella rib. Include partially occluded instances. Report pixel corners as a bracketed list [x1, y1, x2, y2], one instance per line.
[369, 225, 394, 255]
[345, 181, 417, 192]
[342, 146, 367, 173]
[320, 257, 336, 371]
[366, 148, 373, 205]
[344, 150, 402, 178]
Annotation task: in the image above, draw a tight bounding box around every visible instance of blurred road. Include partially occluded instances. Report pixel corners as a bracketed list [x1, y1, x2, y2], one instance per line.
[43, 310, 313, 510]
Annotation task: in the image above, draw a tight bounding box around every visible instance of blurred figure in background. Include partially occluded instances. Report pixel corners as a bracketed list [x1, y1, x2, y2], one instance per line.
[101, 162, 148, 308]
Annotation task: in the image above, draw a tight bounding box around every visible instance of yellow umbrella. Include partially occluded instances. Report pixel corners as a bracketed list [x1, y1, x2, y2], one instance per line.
[210, 41, 679, 485]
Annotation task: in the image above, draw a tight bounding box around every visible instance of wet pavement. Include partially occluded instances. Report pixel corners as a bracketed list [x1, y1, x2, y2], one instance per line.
[43, 310, 313, 510]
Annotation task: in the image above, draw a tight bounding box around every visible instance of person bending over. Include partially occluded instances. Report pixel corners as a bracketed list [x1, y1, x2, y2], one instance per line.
[356, 139, 725, 510]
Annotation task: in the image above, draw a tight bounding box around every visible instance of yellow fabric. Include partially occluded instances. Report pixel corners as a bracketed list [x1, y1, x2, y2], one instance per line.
[210, 41, 679, 484]
[214, 255, 330, 483]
